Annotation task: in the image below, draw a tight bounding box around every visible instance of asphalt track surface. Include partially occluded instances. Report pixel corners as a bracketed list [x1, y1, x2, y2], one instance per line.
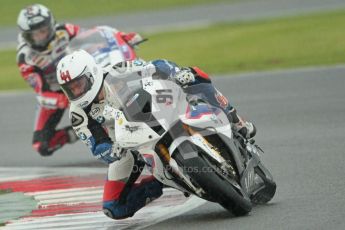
[1, 0, 345, 48]
[1, 65, 345, 229]
[1, 0, 345, 228]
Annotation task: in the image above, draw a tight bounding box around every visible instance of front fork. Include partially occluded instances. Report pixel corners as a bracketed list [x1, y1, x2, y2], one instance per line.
[156, 143, 204, 197]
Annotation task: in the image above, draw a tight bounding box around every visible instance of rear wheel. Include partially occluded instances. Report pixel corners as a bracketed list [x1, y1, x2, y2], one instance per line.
[173, 141, 252, 216]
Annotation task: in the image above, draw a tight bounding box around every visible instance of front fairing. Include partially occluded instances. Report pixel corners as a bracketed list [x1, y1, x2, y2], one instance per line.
[104, 71, 231, 136]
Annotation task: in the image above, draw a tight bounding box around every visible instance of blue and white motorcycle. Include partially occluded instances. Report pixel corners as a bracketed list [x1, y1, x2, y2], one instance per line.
[103, 65, 276, 216]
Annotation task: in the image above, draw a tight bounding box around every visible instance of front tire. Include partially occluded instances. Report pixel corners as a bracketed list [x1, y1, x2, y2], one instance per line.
[251, 164, 276, 204]
[173, 141, 252, 216]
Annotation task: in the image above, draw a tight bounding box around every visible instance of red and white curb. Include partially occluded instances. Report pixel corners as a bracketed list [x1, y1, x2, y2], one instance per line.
[0, 167, 205, 229]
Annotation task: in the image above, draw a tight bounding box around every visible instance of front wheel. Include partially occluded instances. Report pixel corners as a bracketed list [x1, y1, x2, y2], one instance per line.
[173, 141, 252, 216]
[251, 163, 276, 204]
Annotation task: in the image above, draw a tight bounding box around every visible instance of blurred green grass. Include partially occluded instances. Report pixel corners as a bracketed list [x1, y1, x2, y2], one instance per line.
[137, 9, 345, 73]
[0, 190, 10, 195]
[0, 0, 229, 26]
[1, 9, 345, 91]
[0, 49, 26, 90]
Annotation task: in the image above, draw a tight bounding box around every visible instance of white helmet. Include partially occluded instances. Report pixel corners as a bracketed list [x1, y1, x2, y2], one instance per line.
[17, 4, 55, 50]
[57, 50, 103, 108]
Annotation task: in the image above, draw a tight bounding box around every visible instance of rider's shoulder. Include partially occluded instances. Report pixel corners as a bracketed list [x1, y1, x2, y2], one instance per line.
[16, 34, 29, 53]
[16, 40, 32, 64]
[56, 23, 80, 38]
[69, 103, 87, 116]
[69, 103, 89, 127]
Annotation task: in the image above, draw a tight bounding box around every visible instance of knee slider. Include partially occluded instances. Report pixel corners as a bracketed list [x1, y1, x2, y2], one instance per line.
[32, 131, 53, 156]
[102, 201, 134, 220]
[33, 142, 53, 156]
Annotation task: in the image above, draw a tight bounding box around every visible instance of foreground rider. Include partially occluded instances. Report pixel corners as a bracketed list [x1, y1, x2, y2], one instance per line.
[16, 4, 144, 156]
[56, 50, 256, 219]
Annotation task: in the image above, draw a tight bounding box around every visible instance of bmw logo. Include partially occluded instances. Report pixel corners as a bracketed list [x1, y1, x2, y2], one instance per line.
[78, 133, 87, 141]
[96, 116, 105, 124]
[134, 60, 143, 66]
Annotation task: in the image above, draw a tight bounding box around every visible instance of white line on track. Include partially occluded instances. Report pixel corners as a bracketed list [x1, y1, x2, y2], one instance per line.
[0, 168, 206, 230]
[24, 187, 102, 196]
[2, 189, 205, 230]
[32, 188, 103, 200]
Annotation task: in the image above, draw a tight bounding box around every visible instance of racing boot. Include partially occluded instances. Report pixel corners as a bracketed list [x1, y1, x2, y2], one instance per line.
[103, 178, 163, 219]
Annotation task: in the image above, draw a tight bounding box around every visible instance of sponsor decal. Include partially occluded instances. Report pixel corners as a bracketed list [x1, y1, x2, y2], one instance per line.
[80, 101, 89, 108]
[115, 111, 122, 120]
[96, 116, 105, 124]
[118, 118, 123, 125]
[60, 70, 71, 83]
[28, 17, 44, 25]
[112, 61, 128, 73]
[134, 60, 143, 66]
[71, 112, 84, 127]
[143, 80, 153, 87]
[27, 74, 38, 89]
[125, 125, 140, 133]
[90, 107, 100, 116]
[126, 93, 139, 107]
[215, 91, 229, 109]
[78, 132, 87, 141]
[86, 137, 95, 150]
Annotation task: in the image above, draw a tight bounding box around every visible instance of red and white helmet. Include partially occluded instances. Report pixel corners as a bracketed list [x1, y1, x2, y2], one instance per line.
[17, 4, 55, 50]
[57, 50, 103, 108]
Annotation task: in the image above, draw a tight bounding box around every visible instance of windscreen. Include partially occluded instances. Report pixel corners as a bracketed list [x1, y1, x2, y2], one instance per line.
[69, 28, 119, 66]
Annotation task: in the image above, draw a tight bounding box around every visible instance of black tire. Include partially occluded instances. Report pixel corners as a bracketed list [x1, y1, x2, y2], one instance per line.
[251, 166, 277, 205]
[173, 141, 252, 216]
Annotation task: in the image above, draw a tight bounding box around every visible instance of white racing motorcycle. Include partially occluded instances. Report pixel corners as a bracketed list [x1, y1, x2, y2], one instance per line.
[103, 68, 276, 216]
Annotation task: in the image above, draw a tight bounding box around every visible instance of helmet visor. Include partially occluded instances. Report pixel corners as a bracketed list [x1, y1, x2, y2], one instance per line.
[22, 24, 54, 48]
[61, 72, 94, 101]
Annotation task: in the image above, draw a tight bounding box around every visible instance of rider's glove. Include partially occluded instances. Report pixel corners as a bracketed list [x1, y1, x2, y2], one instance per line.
[93, 142, 126, 164]
[174, 68, 195, 87]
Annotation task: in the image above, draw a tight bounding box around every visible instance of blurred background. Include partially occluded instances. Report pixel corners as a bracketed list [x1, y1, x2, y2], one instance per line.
[1, 0, 345, 90]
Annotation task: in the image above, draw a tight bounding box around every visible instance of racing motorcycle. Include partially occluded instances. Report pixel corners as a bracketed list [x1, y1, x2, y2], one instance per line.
[103, 66, 276, 216]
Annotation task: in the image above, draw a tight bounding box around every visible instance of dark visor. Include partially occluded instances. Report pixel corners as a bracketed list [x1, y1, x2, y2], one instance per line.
[22, 23, 54, 48]
[61, 72, 94, 101]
